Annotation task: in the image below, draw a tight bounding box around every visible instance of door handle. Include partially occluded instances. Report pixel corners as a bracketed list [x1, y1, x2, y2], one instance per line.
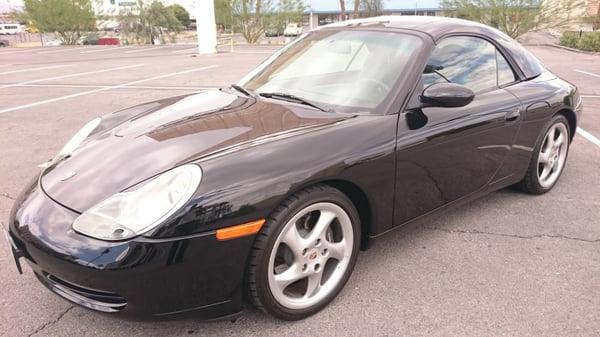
[504, 109, 521, 122]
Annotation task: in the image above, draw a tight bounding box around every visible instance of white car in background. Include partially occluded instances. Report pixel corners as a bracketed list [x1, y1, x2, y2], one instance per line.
[45, 39, 63, 47]
[284, 23, 303, 37]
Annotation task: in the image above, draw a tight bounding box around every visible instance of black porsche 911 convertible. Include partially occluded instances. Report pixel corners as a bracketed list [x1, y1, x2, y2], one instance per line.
[6, 16, 582, 321]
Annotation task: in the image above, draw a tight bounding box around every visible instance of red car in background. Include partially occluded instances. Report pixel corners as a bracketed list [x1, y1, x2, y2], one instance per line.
[97, 37, 120, 45]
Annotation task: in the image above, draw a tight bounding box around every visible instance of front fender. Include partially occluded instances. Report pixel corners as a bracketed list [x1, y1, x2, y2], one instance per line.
[146, 114, 400, 239]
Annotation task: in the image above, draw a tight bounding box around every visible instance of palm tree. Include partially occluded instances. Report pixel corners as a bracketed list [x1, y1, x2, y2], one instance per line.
[339, 0, 346, 20]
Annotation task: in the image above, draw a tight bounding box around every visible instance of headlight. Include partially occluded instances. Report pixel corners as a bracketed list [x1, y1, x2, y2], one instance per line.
[58, 117, 102, 157]
[73, 164, 202, 241]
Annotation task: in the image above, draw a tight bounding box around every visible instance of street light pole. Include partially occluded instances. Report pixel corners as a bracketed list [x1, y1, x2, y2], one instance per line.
[196, 0, 217, 54]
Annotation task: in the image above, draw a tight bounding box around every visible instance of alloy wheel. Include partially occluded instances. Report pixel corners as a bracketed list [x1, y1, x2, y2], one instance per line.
[267, 202, 354, 310]
[537, 122, 568, 188]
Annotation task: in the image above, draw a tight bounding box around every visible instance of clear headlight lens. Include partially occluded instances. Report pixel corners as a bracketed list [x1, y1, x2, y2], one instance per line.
[58, 117, 102, 157]
[73, 164, 202, 241]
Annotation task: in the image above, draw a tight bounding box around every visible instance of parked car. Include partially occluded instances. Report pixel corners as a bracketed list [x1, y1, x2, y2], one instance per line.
[284, 22, 303, 36]
[265, 25, 284, 37]
[0, 39, 8, 47]
[25, 25, 38, 33]
[44, 39, 63, 47]
[97, 37, 120, 45]
[78, 33, 99, 45]
[7, 16, 582, 321]
[0, 23, 22, 35]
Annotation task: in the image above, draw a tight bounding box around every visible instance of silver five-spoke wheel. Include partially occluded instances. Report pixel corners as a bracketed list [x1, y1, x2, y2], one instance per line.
[537, 122, 568, 188]
[247, 185, 360, 320]
[268, 202, 354, 310]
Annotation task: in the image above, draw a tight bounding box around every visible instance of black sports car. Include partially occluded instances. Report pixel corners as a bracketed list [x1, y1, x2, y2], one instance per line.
[6, 16, 583, 321]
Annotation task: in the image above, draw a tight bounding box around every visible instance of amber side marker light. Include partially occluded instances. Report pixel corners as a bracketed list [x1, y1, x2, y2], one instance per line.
[216, 219, 266, 241]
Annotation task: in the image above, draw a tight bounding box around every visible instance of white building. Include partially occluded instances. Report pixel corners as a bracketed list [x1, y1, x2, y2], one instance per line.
[94, 0, 196, 19]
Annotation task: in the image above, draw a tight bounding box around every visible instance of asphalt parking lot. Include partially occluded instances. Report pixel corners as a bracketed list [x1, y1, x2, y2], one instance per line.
[0, 43, 599, 337]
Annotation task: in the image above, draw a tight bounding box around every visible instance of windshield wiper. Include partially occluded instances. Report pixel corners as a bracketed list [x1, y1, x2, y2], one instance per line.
[258, 92, 331, 112]
[229, 84, 256, 98]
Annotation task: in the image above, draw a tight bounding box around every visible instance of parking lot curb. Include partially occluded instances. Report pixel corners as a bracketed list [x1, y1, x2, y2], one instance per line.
[523, 43, 600, 55]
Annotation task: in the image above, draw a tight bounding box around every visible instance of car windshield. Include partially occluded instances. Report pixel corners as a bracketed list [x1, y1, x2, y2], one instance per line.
[239, 29, 422, 114]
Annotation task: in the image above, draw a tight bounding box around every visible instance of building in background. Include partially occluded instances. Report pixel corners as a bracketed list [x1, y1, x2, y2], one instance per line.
[94, 0, 196, 19]
[304, 1, 442, 30]
[589, 0, 600, 30]
[587, 0, 599, 18]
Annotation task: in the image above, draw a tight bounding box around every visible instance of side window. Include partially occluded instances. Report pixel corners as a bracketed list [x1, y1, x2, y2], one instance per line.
[423, 36, 516, 92]
[496, 49, 516, 86]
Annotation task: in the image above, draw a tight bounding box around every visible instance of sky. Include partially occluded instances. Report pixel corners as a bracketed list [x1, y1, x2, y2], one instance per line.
[308, 0, 441, 11]
[0, 0, 442, 14]
[0, 0, 19, 13]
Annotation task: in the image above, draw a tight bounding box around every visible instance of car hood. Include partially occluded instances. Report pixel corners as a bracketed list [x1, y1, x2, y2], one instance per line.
[41, 90, 351, 213]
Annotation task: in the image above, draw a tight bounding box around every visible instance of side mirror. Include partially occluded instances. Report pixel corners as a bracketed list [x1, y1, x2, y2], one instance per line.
[420, 83, 475, 108]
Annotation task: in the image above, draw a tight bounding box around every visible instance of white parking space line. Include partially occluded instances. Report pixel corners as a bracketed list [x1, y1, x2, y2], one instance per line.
[581, 95, 600, 99]
[124, 46, 166, 54]
[0, 48, 46, 55]
[0, 64, 72, 76]
[80, 46, 136, 54]
[233, 50, 277, 54]
[0, 65, 217, 115]
[37, 47, 92, 54]
[235, 50, 279, 54]
[0, 64, 144, 89]
[18, 83, 215, 90]
[172, 47, 197, 54]
[577, 128, 600, 148]
[575, 69, 600, 78]
[95, 84, 214, 90]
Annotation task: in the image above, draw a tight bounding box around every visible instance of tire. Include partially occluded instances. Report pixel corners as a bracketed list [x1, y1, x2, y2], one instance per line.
[516, 115, 571, 194]
[246, 184, 361, 320]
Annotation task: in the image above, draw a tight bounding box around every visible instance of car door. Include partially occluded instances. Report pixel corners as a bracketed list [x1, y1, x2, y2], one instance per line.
[393, 35, 523, 226]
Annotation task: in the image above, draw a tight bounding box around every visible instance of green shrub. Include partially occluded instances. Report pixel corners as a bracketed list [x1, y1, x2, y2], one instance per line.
[559, 31, 580, 49]
[560, 31, 600, 52]
[577, 32, 600, 52]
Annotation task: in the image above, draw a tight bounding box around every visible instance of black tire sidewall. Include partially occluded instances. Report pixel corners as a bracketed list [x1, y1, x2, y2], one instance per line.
[253, 186, 361, 320]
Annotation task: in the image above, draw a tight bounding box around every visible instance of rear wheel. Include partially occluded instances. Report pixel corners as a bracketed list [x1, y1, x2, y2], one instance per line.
[246, 185, 360, 320]
[517, 115, 570, 194]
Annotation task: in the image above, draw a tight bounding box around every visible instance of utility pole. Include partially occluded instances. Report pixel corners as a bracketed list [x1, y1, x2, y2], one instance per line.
[196, 0, 217, 54]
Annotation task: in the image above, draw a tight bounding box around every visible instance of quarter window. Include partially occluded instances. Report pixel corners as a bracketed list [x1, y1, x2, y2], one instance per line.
[423, 36, 517, 92]
[496, 49, 517, 86]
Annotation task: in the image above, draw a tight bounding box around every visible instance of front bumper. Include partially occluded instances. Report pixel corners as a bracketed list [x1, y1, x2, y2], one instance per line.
[7, 177, 255, 320]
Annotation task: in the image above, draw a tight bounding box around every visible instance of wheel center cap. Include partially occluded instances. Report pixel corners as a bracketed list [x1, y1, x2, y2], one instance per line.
[308, 249, 318, 260]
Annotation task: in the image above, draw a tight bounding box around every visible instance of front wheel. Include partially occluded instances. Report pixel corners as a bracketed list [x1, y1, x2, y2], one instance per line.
[246, 185, 360, 320]
[517, 115, 570, 194]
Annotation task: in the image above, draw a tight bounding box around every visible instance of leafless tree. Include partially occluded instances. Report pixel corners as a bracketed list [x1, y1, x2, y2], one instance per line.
[339, 0, 346, 20]
[360, 0, 385, 17]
